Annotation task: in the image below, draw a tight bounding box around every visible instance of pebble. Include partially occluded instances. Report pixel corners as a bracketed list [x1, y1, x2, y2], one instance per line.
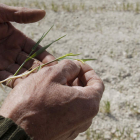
[122, 72, 131, 78]
[115, 131, 121, 137]
[135, 123, 140, 128]
[84, 52, 89, 57]
[111, 127, 116, 134]
[106, 124, 112, 131]
[126, 54, 133, 58]
[137, 128, 140, 133]
[137, 109, 140, 114]
[104, 132, 111, 140]
[102, 75, 111, 83]
[132, 133, 137, 139]
[96, 130, 101, 134]
[133, 103, 137, 107]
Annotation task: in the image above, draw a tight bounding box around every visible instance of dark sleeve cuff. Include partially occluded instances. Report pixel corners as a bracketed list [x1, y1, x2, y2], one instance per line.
[0, 115, 31, 140]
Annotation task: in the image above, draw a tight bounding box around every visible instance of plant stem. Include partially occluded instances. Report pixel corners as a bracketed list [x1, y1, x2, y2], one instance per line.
[1, 53, 96, 85]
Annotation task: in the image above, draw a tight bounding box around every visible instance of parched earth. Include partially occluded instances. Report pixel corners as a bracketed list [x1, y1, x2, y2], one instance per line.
[0, 0, 140, 139]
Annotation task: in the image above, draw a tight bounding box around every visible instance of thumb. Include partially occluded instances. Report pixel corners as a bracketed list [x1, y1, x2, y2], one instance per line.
[50, 60, 81, 85]
[0, 4, 46, 23]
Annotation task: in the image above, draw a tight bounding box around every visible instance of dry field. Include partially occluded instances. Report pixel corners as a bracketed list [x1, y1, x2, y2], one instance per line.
[0, 0, 140, 139]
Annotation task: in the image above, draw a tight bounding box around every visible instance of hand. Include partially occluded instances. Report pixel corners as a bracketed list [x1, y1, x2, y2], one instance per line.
[0, 60, 104, 140]
[0, 4, 56, 88]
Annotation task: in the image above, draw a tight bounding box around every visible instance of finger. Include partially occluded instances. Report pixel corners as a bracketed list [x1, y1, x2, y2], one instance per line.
[23, 37, 57, 66]
[76, 61, 104, 92]
[0, 4, 46, 23]
[69, 78, 84, 87]
[72, 61, 104, 102]
[50, 60, 81, 84]
[0, 70, 22, 88]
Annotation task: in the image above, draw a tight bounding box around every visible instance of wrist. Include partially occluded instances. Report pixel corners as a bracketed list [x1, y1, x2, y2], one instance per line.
[0, 115, 31, 140]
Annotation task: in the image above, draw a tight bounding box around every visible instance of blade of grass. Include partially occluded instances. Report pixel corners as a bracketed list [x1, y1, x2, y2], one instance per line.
[17, 35, 66, 75]
[7, 27, 63, 86]
[58, 56, 96, 63]
[37, 65, 42, 72]
[14, 25, 54, 76]
[58, 56, 74, 61]
[13, 34, 65, 77]
[1, 53, 96, 85]
[28, 25, 54, 56]
[41, 53, 80, 67]
[7, 59, 28, 86]
[76, 58, 96, 63]
[6, 35, 66, 85]
[29, 33, 45, 56]
[56, 53, 80, 61]
[29, 35, 66, 60]
[0, 53, 80, 84]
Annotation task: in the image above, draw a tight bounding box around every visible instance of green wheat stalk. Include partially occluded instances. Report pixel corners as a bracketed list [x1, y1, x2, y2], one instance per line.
[0, 25, 96, 86]
[0, 53, 96, 84]
[14, 25, 54, 76]
[6, 25, 54, 86]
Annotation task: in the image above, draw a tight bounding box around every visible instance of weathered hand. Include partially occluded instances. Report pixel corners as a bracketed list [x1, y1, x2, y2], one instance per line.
[0, 60, 104, 140]
[0, 4, 55, 87]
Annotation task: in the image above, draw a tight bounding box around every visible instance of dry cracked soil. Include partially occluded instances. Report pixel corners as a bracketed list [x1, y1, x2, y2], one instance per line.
[0, 0, 140, 139]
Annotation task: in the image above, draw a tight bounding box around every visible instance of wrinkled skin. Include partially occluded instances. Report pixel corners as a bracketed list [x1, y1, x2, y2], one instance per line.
[0, 4, 105, 140]
[0, 4, 55, 87]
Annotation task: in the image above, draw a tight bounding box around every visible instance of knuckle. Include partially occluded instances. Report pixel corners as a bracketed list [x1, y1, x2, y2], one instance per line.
[15, 7, 28, 23]
[40, 66, 61, 82]
[21, 7, 28, 11]
[18, 7, 28, 12]
[19, 7, 29, 14]
[61, 59, 78, 71]
[61, 59, 74, 66]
